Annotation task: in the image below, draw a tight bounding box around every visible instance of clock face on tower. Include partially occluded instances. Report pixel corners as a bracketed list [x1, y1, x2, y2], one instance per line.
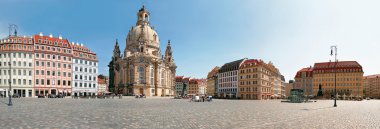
[139, 57, 144, 63]
[139, 42, 144, 45]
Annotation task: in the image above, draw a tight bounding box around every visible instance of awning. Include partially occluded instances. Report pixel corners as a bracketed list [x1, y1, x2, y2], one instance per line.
[0, 89, 5, 91]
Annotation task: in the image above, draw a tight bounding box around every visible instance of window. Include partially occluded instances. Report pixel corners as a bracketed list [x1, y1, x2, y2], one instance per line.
[139, 67, 145, 84]
[36, 79, 39, 85]
[41, 79, 44, 85]
[36, 70, 39, 75]
[47, 79, 50, 85]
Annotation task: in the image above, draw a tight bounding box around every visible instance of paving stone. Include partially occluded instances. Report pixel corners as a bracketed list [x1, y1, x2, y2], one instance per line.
[0, 98, 379, 128]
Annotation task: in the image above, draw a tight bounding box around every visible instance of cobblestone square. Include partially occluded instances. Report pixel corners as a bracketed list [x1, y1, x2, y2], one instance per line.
[0, 98, 379, 129]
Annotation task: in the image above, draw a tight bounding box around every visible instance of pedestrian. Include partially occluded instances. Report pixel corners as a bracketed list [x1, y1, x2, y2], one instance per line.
[202, 96, 205, 102]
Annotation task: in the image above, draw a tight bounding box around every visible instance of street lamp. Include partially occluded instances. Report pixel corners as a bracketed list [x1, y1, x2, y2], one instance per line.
[8, 54, 13, 106]
[330, 45, 337, 107]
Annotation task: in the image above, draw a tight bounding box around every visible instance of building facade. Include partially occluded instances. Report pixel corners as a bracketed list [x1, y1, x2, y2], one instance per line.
[285, 80, 295, 97]
[217, 58, 247, 98]
[0, 32, 97, 97]
[175, 76, 190, 96]
[363, 74, 380, 99]
[72, 43, 98, 96]
[188, 78, 206, 96]
[238, 59, 281, 100]
[206, 66, 219, 97]
[280, 75, 286, 98]
[0, 35, 34, 97]
[312, 61, 364, 99]
[97, 75, 108, 94]
[34, 34, 73, 96]
[109, 6, 177, 97]
[294, 67, 313, 97]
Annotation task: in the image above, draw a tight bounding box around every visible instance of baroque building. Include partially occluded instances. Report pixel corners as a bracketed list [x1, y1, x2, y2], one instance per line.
[207, 66, 219, 97]
[109, 6, 177, 97]
[0, 32, 97, 97]
[312, 61, 363, 99]
[238, 59, 282, 100]
[294, 67, 313, 97]
[364, 74, 380, 99]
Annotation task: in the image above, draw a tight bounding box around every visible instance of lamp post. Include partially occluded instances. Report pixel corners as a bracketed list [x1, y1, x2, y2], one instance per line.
[8, 54, 13, 106]
[330, 45, 337, 107]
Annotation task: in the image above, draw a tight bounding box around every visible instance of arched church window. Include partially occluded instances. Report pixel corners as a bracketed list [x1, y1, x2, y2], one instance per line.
[139, 67, 145, 84]
[161, 70, 165, 86]
[140, 47, 144, 53]
[150, 67, 154, 85]
[130, 67, 134, 83]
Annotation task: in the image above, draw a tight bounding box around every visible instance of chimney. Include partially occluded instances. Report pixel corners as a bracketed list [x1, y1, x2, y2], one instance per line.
[71, 42, 75, 45]
[39, 32, 43, 36]
[49, 33, 53, 38]
[76, 42, 79, 46]
[59, 35, 62, 39]
[81, 43, 83, 46]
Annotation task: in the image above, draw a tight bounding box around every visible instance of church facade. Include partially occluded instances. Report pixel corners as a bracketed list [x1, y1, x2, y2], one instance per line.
[108, 6, 177, 97]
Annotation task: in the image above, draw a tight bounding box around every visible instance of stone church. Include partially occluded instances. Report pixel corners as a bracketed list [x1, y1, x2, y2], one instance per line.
[109, 6, 177, 96]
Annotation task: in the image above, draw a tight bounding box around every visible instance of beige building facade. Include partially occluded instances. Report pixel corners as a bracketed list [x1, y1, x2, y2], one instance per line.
[238, 59, 282, 100]
[364, 74, 380, 99]
[207, 66, 219, 97]
[294, 67, 313, 97]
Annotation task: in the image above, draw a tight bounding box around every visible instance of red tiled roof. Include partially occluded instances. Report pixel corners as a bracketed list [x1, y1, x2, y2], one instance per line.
[364, 74, 380, 79]
[294, 67, 313, 78]
[207, 66, 220, 78]
[176, 76, 184, 82]
[98, 77, 107, 84]
[313, 61, 363, 73]
[34, 35, 71, 48]
[314, 61, 361, 69]
[239, 59, 264, 68]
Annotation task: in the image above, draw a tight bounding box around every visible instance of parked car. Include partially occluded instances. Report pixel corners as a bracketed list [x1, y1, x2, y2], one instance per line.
[38, 94, 45, 98]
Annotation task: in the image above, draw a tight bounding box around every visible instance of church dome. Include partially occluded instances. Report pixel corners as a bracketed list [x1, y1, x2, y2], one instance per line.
[126, 6, 160, 52]
[126, 24, 160, 49]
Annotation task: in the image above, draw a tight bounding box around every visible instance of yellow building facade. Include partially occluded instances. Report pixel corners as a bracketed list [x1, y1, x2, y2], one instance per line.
[312, 61, 364, 99]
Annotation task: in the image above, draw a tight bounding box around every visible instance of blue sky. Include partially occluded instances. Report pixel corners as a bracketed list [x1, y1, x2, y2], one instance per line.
[1, 0, 380, 81]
